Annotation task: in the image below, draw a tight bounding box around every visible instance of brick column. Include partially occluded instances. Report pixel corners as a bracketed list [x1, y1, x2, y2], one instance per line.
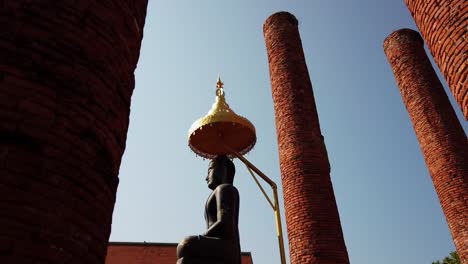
[0, 1, 147, 263]
[263, 12, 349, 264]
[404, 0, 467, 119]
[384, 29, 468, 262]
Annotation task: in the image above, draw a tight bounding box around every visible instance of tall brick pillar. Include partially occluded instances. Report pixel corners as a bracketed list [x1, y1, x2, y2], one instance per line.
[404, 0, 468, 119]
[0, 1, 147, 263]
[263, 12, 349, 264]
[384, 29, 468, 262]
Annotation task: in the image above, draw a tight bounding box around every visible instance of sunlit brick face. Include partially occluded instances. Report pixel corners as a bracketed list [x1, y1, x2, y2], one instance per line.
[404, 0, 468, 119]
[263, 11, 349, 264]
[384, 28, 468, 263]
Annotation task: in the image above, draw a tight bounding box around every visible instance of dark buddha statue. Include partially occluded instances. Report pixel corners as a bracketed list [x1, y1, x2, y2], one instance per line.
[176, 155, 241, 264]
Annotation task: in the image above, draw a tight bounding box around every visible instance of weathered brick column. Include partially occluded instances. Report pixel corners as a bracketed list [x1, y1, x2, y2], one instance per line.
[0, 1, 147, 263]
[384, 29, 468, 262]
[404, 0, 467, 119]
[263, 12, 349, 264]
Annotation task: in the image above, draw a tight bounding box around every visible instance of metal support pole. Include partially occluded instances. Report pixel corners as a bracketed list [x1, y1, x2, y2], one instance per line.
[272, 184, 287, 264]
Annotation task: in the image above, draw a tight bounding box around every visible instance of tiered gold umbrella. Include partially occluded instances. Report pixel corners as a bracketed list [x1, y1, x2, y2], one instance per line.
[188, 77, 286, 264]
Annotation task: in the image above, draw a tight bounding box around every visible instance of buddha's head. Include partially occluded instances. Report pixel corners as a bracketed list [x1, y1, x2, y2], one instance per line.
[206, 155, 235, 190]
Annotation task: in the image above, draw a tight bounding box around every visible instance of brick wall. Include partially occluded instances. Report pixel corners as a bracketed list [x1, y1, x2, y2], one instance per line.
[0, 1, 147, 263]
[106, 242, 254, 264]
[263, 11, 349, 264]
[384, 29, 468, 263]
[404, 0, 467, 119]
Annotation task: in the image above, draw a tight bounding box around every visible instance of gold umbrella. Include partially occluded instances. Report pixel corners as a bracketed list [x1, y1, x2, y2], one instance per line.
[188, 76, 256, 159]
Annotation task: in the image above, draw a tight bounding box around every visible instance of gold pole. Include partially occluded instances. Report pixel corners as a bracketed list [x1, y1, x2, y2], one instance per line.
[273, 185, 287, 264]
[245, 165, 275, 210]
[223, 144, 287, 264]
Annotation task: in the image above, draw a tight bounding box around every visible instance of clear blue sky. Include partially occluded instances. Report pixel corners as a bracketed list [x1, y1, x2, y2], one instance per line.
[109, 1, 467, 263]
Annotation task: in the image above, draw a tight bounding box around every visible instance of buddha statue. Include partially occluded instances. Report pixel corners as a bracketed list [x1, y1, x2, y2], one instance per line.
[176, 155, 241, 264]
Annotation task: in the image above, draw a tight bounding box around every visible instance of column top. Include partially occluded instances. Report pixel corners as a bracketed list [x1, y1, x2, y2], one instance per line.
[263, 11, 298, 33]
[383, 28, 423, 52]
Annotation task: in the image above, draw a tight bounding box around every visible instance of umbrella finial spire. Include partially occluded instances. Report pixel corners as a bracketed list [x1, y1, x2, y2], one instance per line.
[216, 75, 224, 96]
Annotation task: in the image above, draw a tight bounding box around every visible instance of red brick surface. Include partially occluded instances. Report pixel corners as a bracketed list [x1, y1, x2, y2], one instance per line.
[263, 12, 349, 264]
[105, 242, 254, 264]
[404, 0, 468, 119]
[384, 29, 468, 263]
[0, 1, 147, 263]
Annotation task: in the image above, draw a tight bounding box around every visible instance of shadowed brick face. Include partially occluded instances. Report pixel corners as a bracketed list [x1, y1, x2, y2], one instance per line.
[384, 29, 468, 263]
[0, 1, 147, 263]
[404, 0, 468, 119]
[263, 12, 349, 264]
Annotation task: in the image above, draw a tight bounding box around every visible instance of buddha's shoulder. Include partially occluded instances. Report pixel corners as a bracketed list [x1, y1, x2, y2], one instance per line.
[215, 184, 239, 194]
